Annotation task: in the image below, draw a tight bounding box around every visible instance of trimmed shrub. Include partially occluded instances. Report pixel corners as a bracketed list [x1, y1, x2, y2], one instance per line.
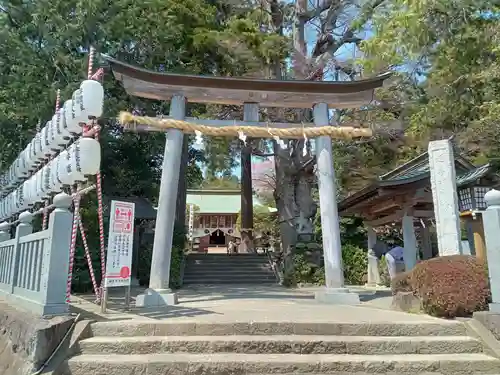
[393, 255, 490, 318]
[391, 271, 412, 294]
[342, 244, 367, 285]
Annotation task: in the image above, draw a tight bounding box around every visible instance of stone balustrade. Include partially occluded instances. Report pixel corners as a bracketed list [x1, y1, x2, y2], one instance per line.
[0, 192, 73, 316]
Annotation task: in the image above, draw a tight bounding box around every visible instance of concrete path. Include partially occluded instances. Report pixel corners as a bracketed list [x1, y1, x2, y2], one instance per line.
[70, 285, 440, 324]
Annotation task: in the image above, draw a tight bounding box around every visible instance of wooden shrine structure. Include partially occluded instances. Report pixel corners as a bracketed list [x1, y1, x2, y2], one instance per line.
[103, 54, 391, 307]
[338, 151, 498, 263]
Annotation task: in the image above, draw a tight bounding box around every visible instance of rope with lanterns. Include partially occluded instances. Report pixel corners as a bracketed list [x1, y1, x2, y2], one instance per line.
[0, 47, 106, 304]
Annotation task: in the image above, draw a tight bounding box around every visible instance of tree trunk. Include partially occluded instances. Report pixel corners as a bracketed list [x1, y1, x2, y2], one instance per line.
[271, 0, 316, 283]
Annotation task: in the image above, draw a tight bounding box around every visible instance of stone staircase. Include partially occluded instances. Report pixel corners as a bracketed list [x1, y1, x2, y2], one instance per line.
[61, 320, 500, 374]
[183, 253, 277, 285]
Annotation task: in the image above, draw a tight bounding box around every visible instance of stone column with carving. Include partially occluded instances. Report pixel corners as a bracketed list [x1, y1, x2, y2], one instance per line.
[482, 189, 500, 312]
[420, 225, 433, 260]
[428, 139, 462, 256]
[366, 225, 381, 286]
[312, 103, 359, 304]
[402, 214, 418, 271]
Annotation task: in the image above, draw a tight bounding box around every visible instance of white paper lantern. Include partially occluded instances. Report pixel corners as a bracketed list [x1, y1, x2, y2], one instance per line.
[67, 141, 86, 183]
[49, 114, 67, 151]
[40, 165, 51, 198]
[57, 150, 73, 186]
[48, 157, 63, 193]
[58, 108, 72, 140]
[72, 90, 87, 125]
[41, 123, 56, 157]
[26, 177, 37, 206]
[80, 80, 104, 118]
[33, 170, 44, 203]
[22, 180, 33, 207]
[63, 99, 81, 135]
[18, 149, 30, 177]
[78, 138, 101, 175]
[33, 129, 45, 162]
[16, 185, 28, 211]
[26, 139, 38, 171]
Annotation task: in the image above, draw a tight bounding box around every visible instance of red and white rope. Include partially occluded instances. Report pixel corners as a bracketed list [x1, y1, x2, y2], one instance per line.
[42, 89, 61, 230]
[89, 58, 107, 296]
[78, 218, 100, 301]
[94, 133, 106, 289]
[66, 190, 81, 303]
[88, 46, 95, 80]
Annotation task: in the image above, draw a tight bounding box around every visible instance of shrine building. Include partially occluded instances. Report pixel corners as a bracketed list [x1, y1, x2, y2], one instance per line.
[186, 189, 276, 253]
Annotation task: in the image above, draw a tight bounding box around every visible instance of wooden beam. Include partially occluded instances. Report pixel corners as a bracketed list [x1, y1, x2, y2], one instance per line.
[122, 77, 376, 109]
[366, 210, 405, 227]
[413, 210, 434, 218]
[369, 196, 405, 215]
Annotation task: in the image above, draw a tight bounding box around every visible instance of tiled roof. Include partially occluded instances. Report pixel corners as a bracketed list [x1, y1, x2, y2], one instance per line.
[376, 149, 491, 187]
[186, 190, 271, 214]
[456, 163, 491, 187]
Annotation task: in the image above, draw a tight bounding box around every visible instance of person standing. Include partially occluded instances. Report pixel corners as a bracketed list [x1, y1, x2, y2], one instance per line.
[385, 245, 404, 279]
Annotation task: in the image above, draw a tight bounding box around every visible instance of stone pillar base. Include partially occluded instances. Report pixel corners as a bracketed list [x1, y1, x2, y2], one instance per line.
[489, 303, 500, 313]
[135, 288, 178, 307]
[314, 287, 360, 305]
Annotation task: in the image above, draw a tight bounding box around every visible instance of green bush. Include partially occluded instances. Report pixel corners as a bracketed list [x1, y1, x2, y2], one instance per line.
[392, 255, 490, 318]
[378, 255, 391, 287]
[291, 244, 367, 286]
[292, 254, 324, 285]
[137, 222, 186, 289]
[342, 244, 367, 285]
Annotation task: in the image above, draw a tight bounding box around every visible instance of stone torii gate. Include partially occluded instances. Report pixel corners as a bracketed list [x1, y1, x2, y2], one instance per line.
[103, 55, 391, 307]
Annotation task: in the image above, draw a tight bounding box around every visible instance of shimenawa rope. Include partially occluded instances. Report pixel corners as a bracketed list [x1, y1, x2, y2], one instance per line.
[118, 112, 373, 139]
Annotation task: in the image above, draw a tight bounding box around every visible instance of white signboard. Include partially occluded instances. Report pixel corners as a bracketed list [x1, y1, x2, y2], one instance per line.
[104, 200, 135, 288]
[188, 204, 194, 241]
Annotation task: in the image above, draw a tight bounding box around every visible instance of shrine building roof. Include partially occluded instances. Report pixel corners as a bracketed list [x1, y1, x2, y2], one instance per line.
[101, 54, 391, 109]
[338, 151, 495, 214]
[186, 189, 275, 214]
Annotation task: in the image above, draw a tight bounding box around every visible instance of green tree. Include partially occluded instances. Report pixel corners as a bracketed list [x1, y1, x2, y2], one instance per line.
[361, 0, 500, 165]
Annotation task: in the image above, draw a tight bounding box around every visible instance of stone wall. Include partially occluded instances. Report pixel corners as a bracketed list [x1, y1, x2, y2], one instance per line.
[0, 301, 73, 375]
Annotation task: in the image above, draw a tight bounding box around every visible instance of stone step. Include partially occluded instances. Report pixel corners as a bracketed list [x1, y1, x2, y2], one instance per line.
[186, 259, 270, 265]
[78, 335, 483, 355]
[183, 273, 276, 280]
[184, 268, 274, 274]
[89, 321, 468, 337]
[64, 353, 500, 374]
[183, 279, 277, 285]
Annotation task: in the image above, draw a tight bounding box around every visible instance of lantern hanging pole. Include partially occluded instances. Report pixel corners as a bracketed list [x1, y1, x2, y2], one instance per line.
[78, 218, 100, 302]
[66, 187, 81, 303]
[89, 55, 107, 299]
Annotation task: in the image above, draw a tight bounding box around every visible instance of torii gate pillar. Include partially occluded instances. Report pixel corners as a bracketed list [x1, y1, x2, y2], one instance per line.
[136, 95, 185, 307]
[313, 103, 360, 305]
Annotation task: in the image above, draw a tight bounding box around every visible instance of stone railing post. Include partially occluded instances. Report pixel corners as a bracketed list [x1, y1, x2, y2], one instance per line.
[11, 211, 34, 292]
[0, 222, 10, 242]
[483, 189, 500, 312]
[39, 193, 73, 316]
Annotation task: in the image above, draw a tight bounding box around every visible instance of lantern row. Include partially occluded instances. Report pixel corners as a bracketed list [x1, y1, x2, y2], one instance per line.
[0, 79, 105, 220]
[0, 138, 102, 220]
[0, 79, 105, 197]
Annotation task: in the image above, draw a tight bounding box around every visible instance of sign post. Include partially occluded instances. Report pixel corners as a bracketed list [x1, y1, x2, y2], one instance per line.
[101, 200, 136, 313]
[188, 204, 194, 252]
